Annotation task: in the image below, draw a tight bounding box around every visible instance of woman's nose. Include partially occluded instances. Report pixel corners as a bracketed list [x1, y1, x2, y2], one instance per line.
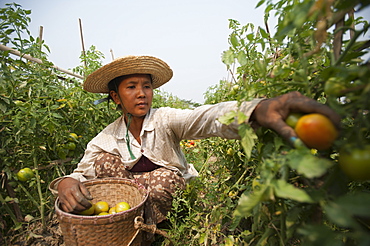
[136, 86, 145, 97]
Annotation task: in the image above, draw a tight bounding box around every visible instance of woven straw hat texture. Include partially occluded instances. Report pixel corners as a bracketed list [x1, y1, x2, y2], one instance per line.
[83, 55, 173, 93]
[55, 178, 148, 246]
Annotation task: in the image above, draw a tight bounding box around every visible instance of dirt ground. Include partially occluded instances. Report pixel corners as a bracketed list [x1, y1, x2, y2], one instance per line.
[4, 214, 64, 246]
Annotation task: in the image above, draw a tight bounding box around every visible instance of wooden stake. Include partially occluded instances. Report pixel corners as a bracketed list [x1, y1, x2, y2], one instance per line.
[0, 44, 84, 79]
[79, 18, 87, 69]
[110, 48, 115, 60]
[38, 26, 43, 48]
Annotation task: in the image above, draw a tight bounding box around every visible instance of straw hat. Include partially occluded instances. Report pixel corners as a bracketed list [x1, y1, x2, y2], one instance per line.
[83, 55, 173, 93]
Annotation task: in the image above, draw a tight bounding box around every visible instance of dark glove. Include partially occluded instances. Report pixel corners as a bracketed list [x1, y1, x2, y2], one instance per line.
[57, 177, 93, 213]
[250, 91, 341, 141]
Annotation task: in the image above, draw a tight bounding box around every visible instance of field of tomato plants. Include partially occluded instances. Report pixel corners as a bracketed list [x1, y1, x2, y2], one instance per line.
[1, 1, 370, 245]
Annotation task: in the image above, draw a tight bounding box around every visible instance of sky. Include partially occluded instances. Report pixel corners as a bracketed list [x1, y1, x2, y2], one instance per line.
[1, 0, 369, 103]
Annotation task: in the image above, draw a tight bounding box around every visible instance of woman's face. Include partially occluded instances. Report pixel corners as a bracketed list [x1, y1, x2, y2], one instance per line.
[110, 74, 153, 118]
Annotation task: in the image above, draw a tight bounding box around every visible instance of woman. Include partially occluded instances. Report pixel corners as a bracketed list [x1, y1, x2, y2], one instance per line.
[50, 55, 340, 243]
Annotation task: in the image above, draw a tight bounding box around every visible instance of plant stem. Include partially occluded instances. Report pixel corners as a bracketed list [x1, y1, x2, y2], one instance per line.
[0, 192, 19, 226]
[33, 152, 45, 229]
[18, 183, 40, 211]
[334, 24, 369, 66]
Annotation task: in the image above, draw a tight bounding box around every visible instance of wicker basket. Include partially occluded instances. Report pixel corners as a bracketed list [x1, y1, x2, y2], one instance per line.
[55, 178, 148, 246]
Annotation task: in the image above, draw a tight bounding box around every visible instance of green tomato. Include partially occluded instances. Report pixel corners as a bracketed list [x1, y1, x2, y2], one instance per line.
[17, 168, 35, 182]
[285, 113, 303, 128]
[64, 142, 76, 151]
[324, 77, 346, 97]
[339, 145, 370, 181]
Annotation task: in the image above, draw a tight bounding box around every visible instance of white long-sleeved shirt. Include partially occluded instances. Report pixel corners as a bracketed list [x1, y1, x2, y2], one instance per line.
[49, 99, 262, 193]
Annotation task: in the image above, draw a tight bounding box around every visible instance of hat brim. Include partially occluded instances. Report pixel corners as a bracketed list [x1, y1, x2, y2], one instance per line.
[83, 55, 173, 93]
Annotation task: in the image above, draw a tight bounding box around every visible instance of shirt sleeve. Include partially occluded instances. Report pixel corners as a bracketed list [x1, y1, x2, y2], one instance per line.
[167, 99, 263, 140]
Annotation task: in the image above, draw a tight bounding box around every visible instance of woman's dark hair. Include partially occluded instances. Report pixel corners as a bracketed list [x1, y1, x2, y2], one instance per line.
[108, 75, 126, 93]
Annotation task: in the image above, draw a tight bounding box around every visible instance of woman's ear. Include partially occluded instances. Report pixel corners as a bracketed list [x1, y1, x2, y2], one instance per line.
[109, 91, 120, 105]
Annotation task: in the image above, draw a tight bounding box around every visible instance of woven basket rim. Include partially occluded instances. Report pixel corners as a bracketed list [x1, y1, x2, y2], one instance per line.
[55, 177, 148, 222]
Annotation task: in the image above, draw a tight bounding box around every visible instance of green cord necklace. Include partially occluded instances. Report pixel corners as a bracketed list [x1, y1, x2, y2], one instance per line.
[125, 113, 136, 160]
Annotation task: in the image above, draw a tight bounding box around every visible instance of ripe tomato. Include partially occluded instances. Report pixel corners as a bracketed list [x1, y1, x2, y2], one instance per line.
[98, 212, 109, 216]
[17, 168, 35, 182]
[94, 201, 109, 214]
[285, 113, 303, 128]
[109, 206, 117, 214]
[295, 113, 338, 150]
[339, 145, 370, 181]
[115, 202, 131, 212]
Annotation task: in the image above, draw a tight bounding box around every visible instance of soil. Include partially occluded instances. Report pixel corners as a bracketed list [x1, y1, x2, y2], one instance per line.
[4, 214, 64, 246]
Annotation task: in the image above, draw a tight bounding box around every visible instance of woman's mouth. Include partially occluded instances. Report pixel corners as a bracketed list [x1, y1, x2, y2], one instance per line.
[136, 102, 147, 107]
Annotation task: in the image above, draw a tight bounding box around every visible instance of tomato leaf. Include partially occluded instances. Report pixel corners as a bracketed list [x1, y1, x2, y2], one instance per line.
[256, 0, 266, 8]
[341, 192, 370, 217]
[324, 202, 358, 228]
[287, 150, 333, 178]
[238, 123, 257, 159]
[237, 51, 248, 66]
[272, 179, 314, 203]
[218, 111, 237, 125]
[221, 49, 235, 68]
[234, 186, 267, 217]
[236, 111, 248, 125]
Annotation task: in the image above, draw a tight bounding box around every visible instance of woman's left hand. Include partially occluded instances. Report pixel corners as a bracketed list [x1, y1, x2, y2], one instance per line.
[250, 91, 341, 142]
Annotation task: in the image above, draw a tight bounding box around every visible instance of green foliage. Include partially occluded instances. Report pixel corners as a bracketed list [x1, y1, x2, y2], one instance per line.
[152, 89, 201, 109]
[72, 45, 105, 77]
[168, 0, 370, 245]
[0, 3, 120, 240]
[0, 4, 203, 242]
[1, 1, 370, 245]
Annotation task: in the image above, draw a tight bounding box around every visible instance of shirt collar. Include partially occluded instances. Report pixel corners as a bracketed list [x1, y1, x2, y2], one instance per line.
[113, 109, 154, 139]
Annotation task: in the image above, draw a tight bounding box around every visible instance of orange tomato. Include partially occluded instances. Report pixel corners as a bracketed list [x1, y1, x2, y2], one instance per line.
[94, 201, 109, 214]
[295, 113, 338, 150]
[109, 206, 117, 214]
[115, 202, 131, 213]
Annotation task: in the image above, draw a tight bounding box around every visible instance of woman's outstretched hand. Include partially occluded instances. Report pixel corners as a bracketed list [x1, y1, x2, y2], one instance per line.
[250, 91, 341, 142]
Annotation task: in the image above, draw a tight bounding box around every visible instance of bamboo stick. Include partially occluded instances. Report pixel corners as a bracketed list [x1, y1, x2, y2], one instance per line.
[38, 26, 43, 47]
[0, 43, 84, 79]
[79, 18, 87, 69]
[110, 48, 115, 60]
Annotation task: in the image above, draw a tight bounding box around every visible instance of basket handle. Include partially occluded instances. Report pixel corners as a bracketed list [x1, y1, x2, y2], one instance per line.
[127, 216, 173, 245]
